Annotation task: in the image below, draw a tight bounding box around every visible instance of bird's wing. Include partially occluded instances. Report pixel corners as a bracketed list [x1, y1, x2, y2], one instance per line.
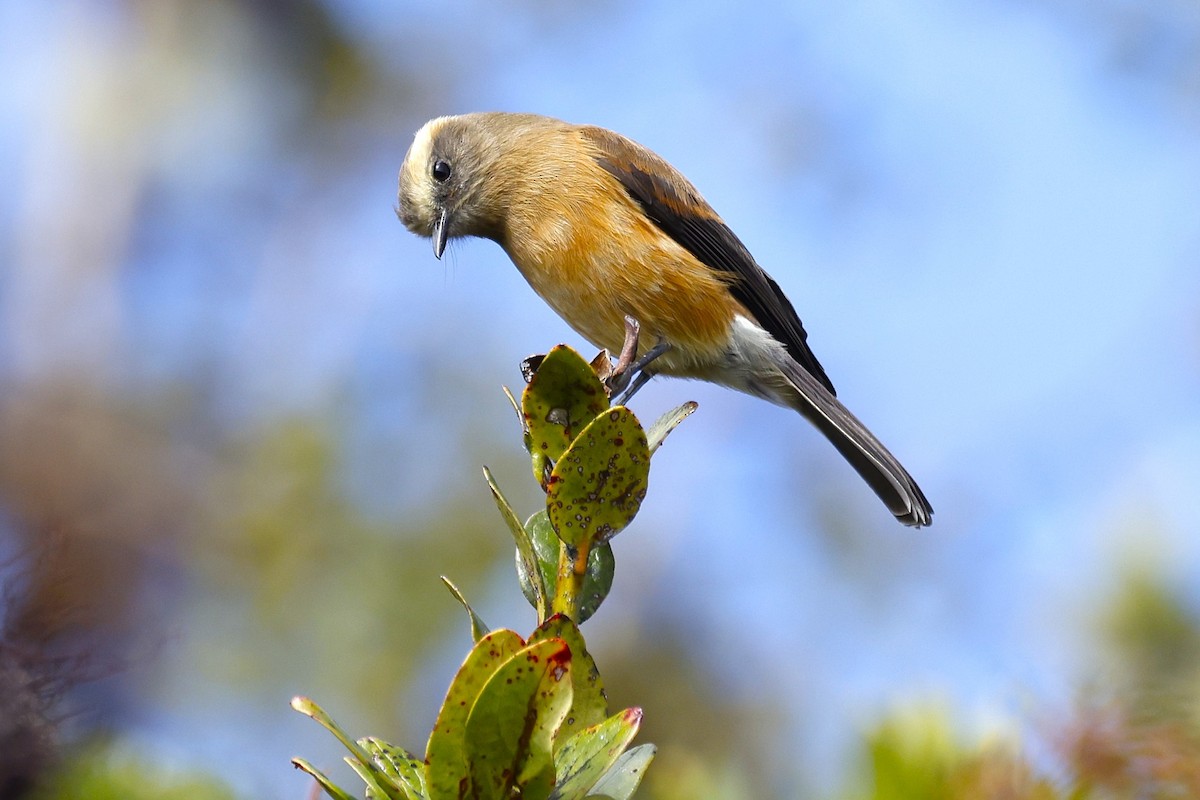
[581, 125, 836, 395]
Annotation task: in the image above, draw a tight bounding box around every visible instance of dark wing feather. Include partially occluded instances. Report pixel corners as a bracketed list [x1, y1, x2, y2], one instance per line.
[582, 126, 836, 395]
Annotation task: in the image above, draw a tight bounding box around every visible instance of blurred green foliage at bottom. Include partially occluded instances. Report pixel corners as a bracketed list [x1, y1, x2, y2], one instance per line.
[20, 563, 1200, 800]
[836, 710, 1058, 800]
[31, 740, 237, 800]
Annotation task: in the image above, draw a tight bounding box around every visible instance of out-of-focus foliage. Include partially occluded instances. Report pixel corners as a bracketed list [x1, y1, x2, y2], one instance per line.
[1100, 565, 1200, 726]
[603, 633, 785, 800]
[1056, 702, 1200, 798]
[822, 700, 1200, 800]
[195, 418, 509, 725]
[30, 741, 236, 800]
[639, 751, 756, 800]
[816, 560, 1200, 800]
[833, 709, 1057, 800]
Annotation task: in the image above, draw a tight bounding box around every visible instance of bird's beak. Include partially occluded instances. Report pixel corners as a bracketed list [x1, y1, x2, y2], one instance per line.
[432, 206, 449, 260]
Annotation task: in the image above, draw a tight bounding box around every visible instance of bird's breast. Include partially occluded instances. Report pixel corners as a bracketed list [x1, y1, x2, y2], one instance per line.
[501, 182, 741, 375]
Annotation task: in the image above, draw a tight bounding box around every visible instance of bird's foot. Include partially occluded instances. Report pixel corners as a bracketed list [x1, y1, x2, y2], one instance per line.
[603, 316, 671, 406]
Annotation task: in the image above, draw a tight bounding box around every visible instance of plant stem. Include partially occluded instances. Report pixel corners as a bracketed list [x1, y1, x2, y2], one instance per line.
[552, 540, 590, 621]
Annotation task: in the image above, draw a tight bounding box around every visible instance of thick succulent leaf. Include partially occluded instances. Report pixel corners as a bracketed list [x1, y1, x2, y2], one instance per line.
[292, 758, 357, 800]
[464, 638, 574, 800]
[576, 541, 615, 624]
[546, 408, 650, 548]
[362, 737, 428, 800]
[584, 743, 657, 800]
[646, 401, 698, 456]
[529, 615, 607, 740]
[522, 345, 610, 468]
[522, 510, 558, 608]
[440, 576, 489, 643]
[550, 708, 642, 800]
[522, 510, 614, 624]
[484, 466, 546, 621]
[425, 629, 526, 800]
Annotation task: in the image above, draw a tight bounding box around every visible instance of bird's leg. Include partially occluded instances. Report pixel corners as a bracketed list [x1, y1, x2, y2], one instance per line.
[605, 316, 672, 405]
[602, 317, 641, 396]
[607, 317, 642, 380]
[627, 338, 672, 375]
[614, 341, 671, 405]
[614, 370, 654, 407]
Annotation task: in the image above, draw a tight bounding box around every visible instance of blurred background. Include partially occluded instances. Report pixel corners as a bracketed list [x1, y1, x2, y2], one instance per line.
[2, 0, 1200, 798]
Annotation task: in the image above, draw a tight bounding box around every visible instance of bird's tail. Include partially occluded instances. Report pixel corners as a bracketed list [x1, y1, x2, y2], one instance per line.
[777, 361, 933, 527]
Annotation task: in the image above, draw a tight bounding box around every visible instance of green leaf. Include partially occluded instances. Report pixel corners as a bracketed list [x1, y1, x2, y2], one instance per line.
[546, 408, 650, 548]
[441, 576, 489, 643]
[523, 510, 614, 624]
[576, 542, 615, 624]
[344, 755, 401, 800]
[522, 345, 610, 471]
[292, 697, 407, 798]
[523, 510, 559, 610]
[291, 758, 357, 800]
[503, 385, 536, 458]
[529, 615, 608, 741]
[464, 638, 574, 800]
[502, 385, 523, 425]
[550, 708, 643, 800]
[584, 743, 656, 800]
[485, 466, 546, 622]
[426, 629, 526, 800]
[646, 401, 698, 456]
[362, 737, 428, 800]
[291, 696, 374, 766]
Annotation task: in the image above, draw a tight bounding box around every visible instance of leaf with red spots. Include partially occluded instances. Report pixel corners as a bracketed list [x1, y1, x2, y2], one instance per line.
[529, 615, 608, 742]
[425, 629, 525, 800]
[546, 407, 650, 548]
[521, 510, 613, 624]
[464, 638, 574, 800]
[550, 708, 644, 800]
[522, 345, 610, 488]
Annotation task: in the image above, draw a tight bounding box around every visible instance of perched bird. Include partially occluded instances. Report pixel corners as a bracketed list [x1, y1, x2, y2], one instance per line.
[397, 112, 933, 527]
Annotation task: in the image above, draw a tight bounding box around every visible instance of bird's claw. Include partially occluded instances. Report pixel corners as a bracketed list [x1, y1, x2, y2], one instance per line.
[604, 316, 670, 406]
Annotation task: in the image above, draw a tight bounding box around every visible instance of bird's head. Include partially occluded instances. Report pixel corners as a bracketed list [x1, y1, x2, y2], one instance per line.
[397, 113, 528, 258]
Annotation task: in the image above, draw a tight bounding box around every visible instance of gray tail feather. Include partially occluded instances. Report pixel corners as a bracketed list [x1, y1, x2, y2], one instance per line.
[779, 361, 933, 528]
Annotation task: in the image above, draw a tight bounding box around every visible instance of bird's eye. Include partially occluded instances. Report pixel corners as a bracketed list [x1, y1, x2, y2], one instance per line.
[431, 159, 452, 183]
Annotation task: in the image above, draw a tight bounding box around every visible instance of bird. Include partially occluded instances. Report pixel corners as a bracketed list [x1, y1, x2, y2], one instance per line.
[396, 112, 933, 527]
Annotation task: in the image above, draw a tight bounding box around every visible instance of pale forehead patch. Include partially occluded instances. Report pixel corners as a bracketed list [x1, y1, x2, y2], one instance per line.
[405, 117, 443, 168]
[399, 116, 459, 230]
[402, 117, 461, 189]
